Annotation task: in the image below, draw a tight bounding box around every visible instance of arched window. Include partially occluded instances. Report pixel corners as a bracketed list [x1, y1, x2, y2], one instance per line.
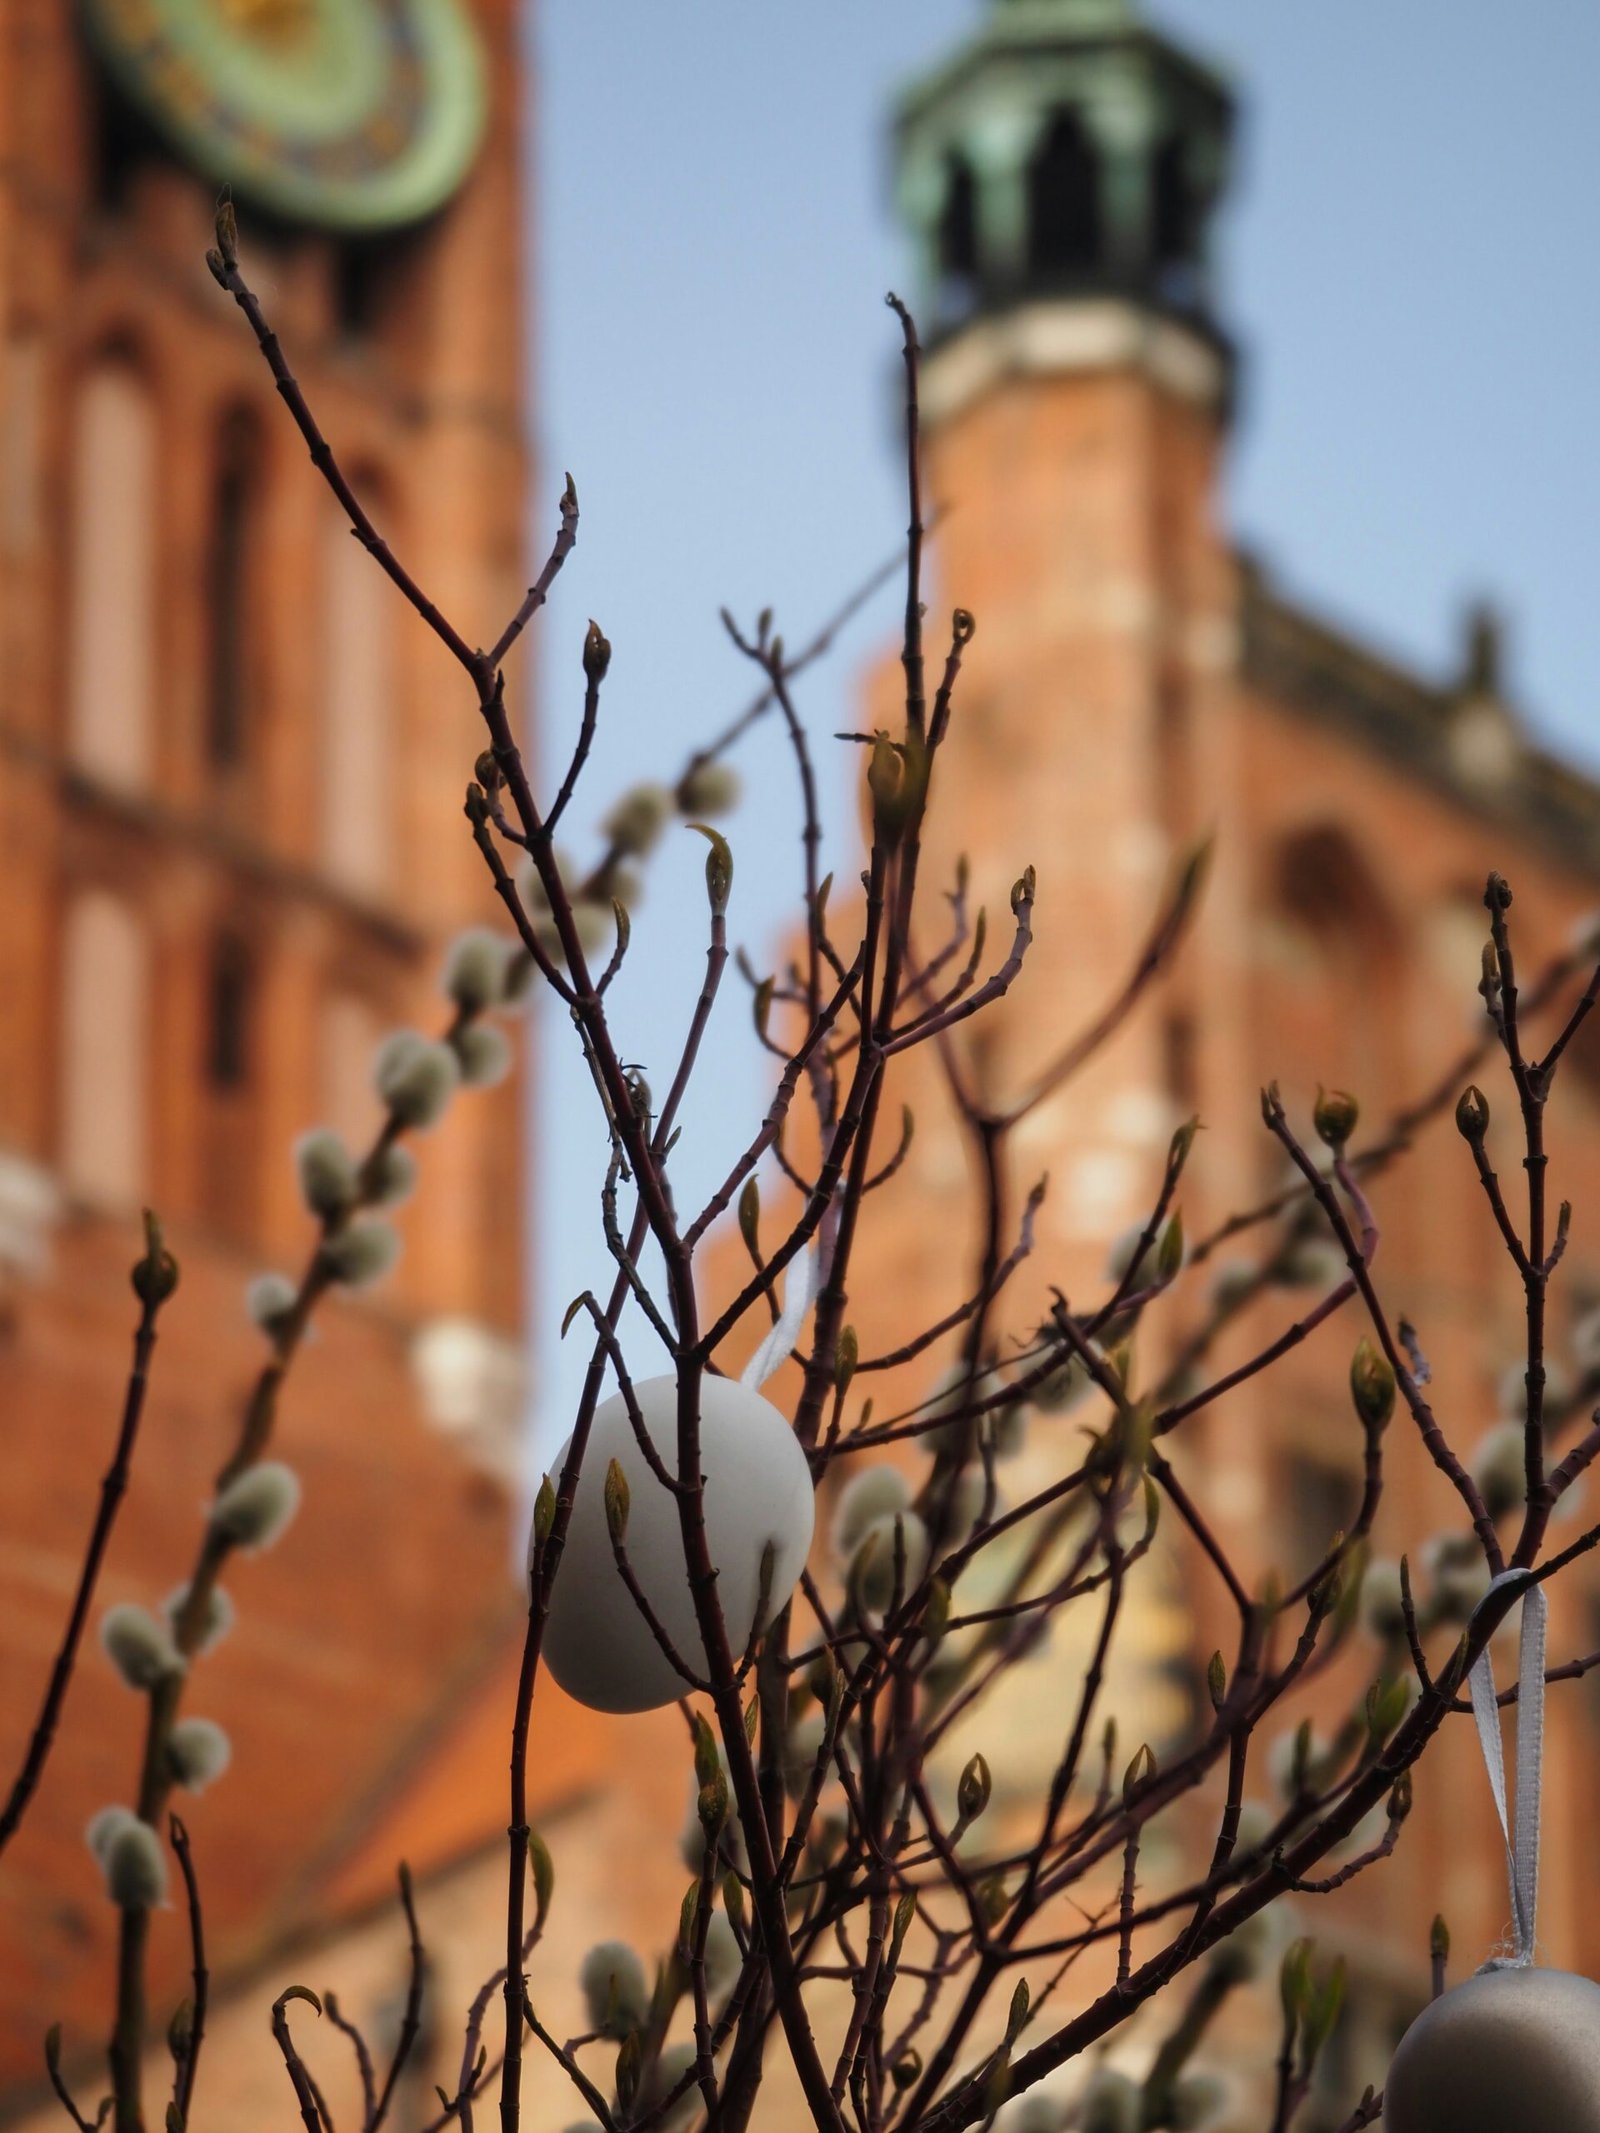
[205, 406, 265, 773]
[67, 356, 156, 790]
[1026, 110, 1101, 280]
[320, 478, 395, 895]
[206, 933, 254, 1089]
[1267, 823, 1401, 1127]
[61, 890, 148, 1205]
[321, 989, 384, 1148]
[1151, 136, 1197, 269]
[937, 152, 979, 282]
[199, 927, 259, 1241]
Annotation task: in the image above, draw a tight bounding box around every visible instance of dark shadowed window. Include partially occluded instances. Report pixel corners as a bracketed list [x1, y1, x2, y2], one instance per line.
[1027, 111, 1101, 278]
[207, 933, 253, 1089]
[205, 407, 264, 771]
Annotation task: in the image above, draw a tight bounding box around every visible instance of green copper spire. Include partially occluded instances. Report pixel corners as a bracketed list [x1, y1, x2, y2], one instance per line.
[893, 0, 1234, 345]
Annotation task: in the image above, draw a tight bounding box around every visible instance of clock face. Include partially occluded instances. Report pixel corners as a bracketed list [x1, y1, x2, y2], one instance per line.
[80, 0, 488, 234]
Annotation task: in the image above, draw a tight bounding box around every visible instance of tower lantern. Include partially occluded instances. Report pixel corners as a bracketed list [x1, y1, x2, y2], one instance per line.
[894, 0, 1235, 354]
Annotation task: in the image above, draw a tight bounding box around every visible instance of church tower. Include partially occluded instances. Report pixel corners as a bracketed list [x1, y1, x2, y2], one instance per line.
[0, 0, 546, 2087]
[881, 0, 1238, 1290]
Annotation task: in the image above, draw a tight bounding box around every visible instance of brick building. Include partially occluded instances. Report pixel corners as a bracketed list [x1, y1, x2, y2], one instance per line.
[828, 0, 1600, 2113]
[6, 1, 1600, 2129]
[0, 1, 646, 2120]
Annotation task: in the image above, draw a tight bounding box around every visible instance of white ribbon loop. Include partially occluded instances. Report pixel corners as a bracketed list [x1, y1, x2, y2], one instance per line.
[740, 1244, 821, 1393]
[1467, 1568, 1547, 1969]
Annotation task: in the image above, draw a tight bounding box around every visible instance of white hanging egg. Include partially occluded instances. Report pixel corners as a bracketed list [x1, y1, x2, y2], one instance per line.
[539, 1373, 815, 1714]
[1385, 1967, 1600, 2133]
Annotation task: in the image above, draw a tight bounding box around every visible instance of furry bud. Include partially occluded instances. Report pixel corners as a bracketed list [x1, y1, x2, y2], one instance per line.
[602, 782, 674, 858]
[579, 1941, 648, 2039]
[294, 1129, 357, 1220]
[209, 1462, 301, 1551]
[830, 1466, 911, 1562]
[675, 761, 741, 818]
[86, 1805, 138, 1865]
[501, 947, 537, 1007]
[246, 1272, 298, 1340]
[101, 1603, 184, 1690]
[366, 1144, 418, 1208]
[161, 1582, 235, 1656]
[851, 1511, 929, 1614]
[318, 1218, 401, 1288]
[166, 1717, 231, 1793]
[103, 1819, 167, 1909]
[703, 1910, 741, 2000]
[1081, 2069, 1140, 2133]
[373, 1031, 460, 1128]
[1358, 1558, 1408, 1642]
[452, 1021, 513, 1089]
[1472, 1421, 1529, 1520]
[442, 928, 513, 1013]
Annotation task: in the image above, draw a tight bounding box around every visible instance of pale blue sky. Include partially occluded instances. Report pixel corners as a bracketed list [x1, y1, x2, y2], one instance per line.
[521, 2, 1600, 1462]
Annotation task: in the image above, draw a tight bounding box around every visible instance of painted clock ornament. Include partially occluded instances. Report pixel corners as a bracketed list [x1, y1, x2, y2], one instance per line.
[79, 0, 487, 232]
[1385, 1574, 1600, 2133]
[539, 1373, 816, 1716]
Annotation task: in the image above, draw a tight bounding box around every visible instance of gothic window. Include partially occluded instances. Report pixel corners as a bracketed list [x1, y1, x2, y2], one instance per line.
[1151, 135, 1198, 269]
[1264, 823, 1402, 1187]
[67, 355, 157, 790]
[936, 151, 980, 297]
[320, 477, 395, 895]
[1026, 110, 1101, 280]
[205, 406, 265, 773]
[206, 933, 254, 1089]
[200, 927, 259, 1241]
[61, 890, 149, 1206]
[321, 989, 384, 1148]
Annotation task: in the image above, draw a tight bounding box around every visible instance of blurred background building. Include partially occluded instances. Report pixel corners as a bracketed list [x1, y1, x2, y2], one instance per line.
[4, 1, 1600, 2129]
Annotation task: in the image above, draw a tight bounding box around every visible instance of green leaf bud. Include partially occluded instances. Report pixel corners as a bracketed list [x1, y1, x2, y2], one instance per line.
[528, 1828, 554, 1927]
[890, 2049, 922, 2092]
[131, 1210, 179, 1306]
[1455, 1084, 1490, 1143]
[957, 1752, 992, 1824]
[688, 823, 733, 915]
[1349, 1339, 1396, 1432]
[1313, 1086, 1360, 1152]
[603, 1458, 630, 1544]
